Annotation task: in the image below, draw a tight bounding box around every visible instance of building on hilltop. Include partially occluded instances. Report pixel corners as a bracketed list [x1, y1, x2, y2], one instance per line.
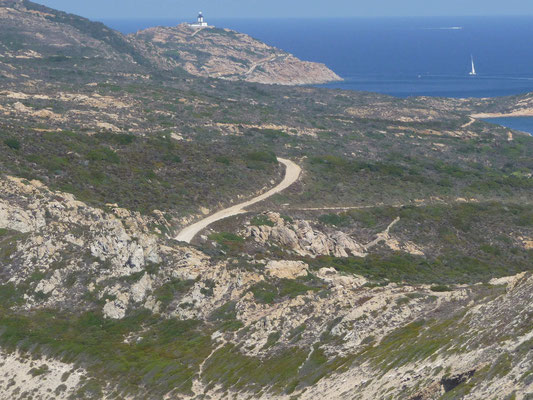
[189, 12, 209, 28]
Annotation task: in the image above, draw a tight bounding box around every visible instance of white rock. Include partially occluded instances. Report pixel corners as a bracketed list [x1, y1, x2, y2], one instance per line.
[104, 291, 130, 319]
[131, 273, 153, 303]
[35, 270, 62, 295]
[265, 260, 309, 279]
[0, 202, 46, 233]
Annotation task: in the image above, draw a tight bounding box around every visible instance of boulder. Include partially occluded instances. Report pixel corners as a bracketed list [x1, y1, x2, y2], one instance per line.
[265, 260, 309, 280]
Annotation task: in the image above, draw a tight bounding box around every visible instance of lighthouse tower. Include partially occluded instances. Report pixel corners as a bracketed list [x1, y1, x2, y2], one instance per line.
[190, 11, 208, 27]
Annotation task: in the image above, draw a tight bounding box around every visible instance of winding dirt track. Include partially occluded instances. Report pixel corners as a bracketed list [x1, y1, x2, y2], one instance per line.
[461, 117, 476, 129]
[175, 158, 301, 243]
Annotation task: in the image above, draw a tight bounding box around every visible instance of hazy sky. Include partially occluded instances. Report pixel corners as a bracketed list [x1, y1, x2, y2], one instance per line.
[34, 0, 533, 19]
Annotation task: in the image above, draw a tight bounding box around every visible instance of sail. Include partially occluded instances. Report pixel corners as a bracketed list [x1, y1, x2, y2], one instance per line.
[470, 55, 477, 75]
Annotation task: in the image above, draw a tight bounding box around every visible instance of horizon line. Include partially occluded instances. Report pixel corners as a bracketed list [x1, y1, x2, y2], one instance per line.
[93, 15, 533, 20]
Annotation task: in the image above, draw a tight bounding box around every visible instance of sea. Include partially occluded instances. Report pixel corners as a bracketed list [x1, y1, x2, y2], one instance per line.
[100, 16, 533, 134]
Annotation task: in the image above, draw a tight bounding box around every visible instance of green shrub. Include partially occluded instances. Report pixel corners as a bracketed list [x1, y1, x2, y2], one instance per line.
[318, 213, 350, 227]
[517, 211, 533, 226]
[281, 215, 294, 224]
[97, 133, 136, 145]
[202, 343, 308, 393]
[347, 209, 377, 227]
[361, 317, 465, 373]
[263, 331, 281, 349]
[0, 231, 28, 264]
[0, 309, 211, 395]
[310, 154, 348, 168]
[245, 150, 277, 163]
[208, 301, 243, 332]
[317, 131, 338, 139]
[251, 215, 275, 227]
[215, 155, 231, 165]
[250, 281, 277, 304]
[278, 279, 317, 298]
[29, 364, 49, 376]
[4, 138, 20, 150]
[200, 279, 216, 297]
[170, 154, 182, 163]
[310, 251, 525, 285]
[153, 279, 195, 308]
[0, 124, 279, 216]
[209, 232, 245, 251]
[288, 324, 306, 341]
[250, 279, 317, 304]
[209, 232, 243, 243]
[430, 285, 452, 292]
[0, 283, 24, 307]
[244, 149, 278, 169]
[87, 147, 120, 163]
[480, 244, 501, 256]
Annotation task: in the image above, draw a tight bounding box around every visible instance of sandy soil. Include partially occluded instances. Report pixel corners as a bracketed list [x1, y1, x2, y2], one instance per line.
[472, 109, 533, 118]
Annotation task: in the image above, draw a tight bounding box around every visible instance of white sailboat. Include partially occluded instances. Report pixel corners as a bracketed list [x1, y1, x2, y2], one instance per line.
[469, 55, 477, 76]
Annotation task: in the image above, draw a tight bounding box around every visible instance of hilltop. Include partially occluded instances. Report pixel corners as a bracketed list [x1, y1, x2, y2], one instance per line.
[0, 0, 147, 74]
[131, 24, 342, 85]
[0, 0, 340, 86]
[0, 1, 532, 399]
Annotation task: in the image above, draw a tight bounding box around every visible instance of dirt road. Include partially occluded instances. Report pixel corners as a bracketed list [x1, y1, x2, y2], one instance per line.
[175, 158, 301, 243]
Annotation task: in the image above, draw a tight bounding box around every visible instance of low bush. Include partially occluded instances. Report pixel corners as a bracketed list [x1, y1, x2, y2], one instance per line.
[245, 150, 277, 163]
[310, 251, 530, 285]
[95, 132, 136, 145]
[249, 279, 318, 304]
[87, 147, 120, 163]
[209, 232, 245, 252]
[0, 309, 211, 395]
[153, 279, 195, 308]
[208, 301, 243, 332]
[318, 213, 350, 227]
[430, 285, 452, 292]
[215, 155, 231, 165]
[251, 215, 275, 227]
[4, 138, 20, 150]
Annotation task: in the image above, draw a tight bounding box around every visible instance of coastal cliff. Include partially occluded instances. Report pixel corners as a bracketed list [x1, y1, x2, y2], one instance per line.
[131, 24, 342, 85]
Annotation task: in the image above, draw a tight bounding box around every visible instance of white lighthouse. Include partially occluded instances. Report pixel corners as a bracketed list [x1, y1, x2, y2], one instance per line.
[190, 12, 208, 28]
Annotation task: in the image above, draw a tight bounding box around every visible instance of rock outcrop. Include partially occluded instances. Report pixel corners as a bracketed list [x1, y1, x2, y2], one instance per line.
[0, 176, 165, 317]
[131, 24, 342, 85]
[245, 212, 426, 258]
[0, 176, 532, 399]
[0, 350, 88, 400]
[264, 260, 309, 279]
[245, 212, 366, 257]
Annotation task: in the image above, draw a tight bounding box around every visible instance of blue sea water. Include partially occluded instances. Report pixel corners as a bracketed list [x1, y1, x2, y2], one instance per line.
[483, 117, 533, 136]
[101, 16, 533, 99]
[101, 17, 533, 134]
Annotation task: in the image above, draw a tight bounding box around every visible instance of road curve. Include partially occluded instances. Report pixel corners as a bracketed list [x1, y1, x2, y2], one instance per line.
[175, 158, 301, 244]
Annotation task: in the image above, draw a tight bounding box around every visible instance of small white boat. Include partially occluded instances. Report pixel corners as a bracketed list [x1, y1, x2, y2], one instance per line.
[469, 55, 477, 76]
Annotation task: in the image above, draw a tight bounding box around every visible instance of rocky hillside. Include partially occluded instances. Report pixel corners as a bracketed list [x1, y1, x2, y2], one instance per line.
[0, 1, 533, 399]
[131, 24, 342, 85]
[0, 177, 531, 399]
[0, 0, 340, 86]
[0, 0, 148, 75]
